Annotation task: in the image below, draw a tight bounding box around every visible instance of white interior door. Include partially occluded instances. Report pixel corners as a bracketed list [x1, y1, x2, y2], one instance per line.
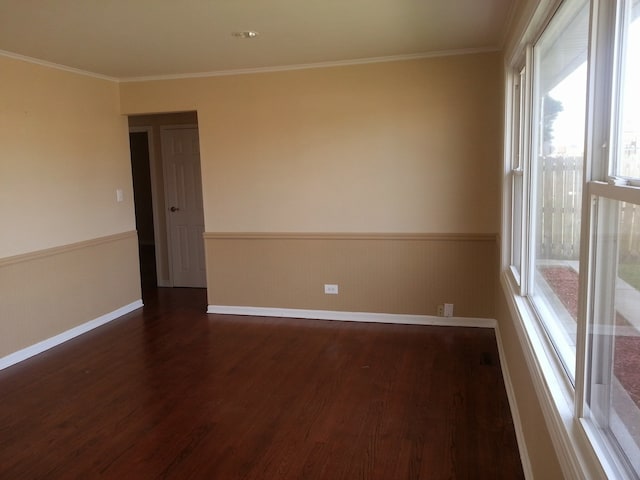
[161, 126, 206, 288]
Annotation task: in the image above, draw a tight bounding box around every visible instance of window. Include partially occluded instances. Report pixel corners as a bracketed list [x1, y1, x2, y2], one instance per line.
[613, 0, 640, 181]
[529, 0, 590, 380]
[587, 197, 640, 476]
[504, 0, 640, 477]
[510, 67, 527, 282]
[583, 1, 640, 476]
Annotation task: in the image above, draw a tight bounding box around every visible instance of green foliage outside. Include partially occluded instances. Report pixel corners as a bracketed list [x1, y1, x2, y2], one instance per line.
[619, 263, 640, 291]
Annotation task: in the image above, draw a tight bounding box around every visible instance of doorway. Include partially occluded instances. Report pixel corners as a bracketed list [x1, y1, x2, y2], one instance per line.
[129, 129, 157, 292]
[128, 112, 205, 295]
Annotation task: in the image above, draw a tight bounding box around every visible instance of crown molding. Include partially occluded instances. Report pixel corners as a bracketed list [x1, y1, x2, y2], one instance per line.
[0, 49, 118, 82]
[118, 47, 500, 83]
[1, 45, 501, 84]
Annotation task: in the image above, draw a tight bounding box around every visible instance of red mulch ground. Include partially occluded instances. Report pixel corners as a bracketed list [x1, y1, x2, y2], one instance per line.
[540, 265, 640, 408]
[539, 266, 579, 318]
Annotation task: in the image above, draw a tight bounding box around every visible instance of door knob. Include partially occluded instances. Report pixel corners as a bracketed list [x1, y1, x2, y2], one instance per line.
[170, 206, 180, 212]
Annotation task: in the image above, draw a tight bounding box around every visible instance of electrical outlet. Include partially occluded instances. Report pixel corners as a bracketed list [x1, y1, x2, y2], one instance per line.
[324, 284, 339, 295]
[443, 303, 454, 317]
[437, 304, 444, 316]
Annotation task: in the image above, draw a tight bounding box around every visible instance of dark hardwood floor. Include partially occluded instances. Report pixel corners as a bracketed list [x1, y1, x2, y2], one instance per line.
[0, 288, 524, 479]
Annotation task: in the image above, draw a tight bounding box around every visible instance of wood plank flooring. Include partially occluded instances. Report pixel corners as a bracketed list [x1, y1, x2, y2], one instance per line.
[0, 288, 524, 479]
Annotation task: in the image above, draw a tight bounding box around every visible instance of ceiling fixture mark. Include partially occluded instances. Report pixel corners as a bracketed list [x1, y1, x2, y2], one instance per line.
[232, 31, 259, 39]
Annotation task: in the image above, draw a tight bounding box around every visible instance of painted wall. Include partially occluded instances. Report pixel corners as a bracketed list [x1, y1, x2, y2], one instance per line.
[206, 233, 498, 318]
[0, 233, 141, 359]
[121, 53, 502, 318]
[0, 54, 141, 360]
[0, 55, 135, 257]
[120, 53, 502, 235]
[496, 293, 564, 478]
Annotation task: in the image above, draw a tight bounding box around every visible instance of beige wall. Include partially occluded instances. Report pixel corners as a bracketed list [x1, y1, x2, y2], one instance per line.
[0, 233, 141, 358]
[0, 55, 135, 258]
[0, 54, 141, 360]
[496, 290, 563, 478]
[206, 233, 497, 317]
[120, 53, 502, 235]
[121, 53, 503, 318]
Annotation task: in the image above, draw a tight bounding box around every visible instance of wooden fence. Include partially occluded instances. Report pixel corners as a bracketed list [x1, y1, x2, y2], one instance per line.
[538, 155, 640, 261]
[620, 202, 640, 262]
[538, 155, 583, 260]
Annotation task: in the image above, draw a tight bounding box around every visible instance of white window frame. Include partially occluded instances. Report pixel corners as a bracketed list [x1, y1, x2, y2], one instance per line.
[502, 0, 640, 478]
[579, 0, 640, 476]
[508, 63, 529, 288]
[580, 183, 640, 479]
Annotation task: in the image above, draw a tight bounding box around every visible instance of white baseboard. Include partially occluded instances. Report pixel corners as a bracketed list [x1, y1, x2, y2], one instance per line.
[0, 299, 143, 371]
[207, 305, 497, 328]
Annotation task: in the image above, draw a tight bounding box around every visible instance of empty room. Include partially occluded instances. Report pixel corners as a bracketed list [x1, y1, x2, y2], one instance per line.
[1, 0, 639, 478]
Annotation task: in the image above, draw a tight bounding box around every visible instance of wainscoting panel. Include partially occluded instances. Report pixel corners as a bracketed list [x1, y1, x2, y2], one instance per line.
[204, 233, 497, 319]
[0, 231, 142, 359]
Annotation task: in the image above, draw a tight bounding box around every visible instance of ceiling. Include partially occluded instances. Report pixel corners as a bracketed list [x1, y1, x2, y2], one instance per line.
[0, 0, 516, 80]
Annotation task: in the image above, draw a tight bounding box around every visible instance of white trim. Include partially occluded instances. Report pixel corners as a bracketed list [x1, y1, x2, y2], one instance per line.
[0, 300, 143, 371]
[589, 181, 640, 204]
[0, 48, 117, 82]
[494, 323, 535, 479]
[206, 305, 496, 328]
[120, 47, 500, 83]
[1, 45, 499, 83]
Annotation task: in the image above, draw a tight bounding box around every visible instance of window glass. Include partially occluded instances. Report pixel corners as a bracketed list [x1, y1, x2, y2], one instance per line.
[587, 198, 640, 476]
[511, 69, 526, 279]
[512, 173, 524, 276]
[616, 1, 640, 179]
[530, 0, 590, 379]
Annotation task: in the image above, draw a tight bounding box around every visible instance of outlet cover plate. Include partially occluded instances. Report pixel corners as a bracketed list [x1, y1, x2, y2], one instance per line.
[443, 303, 454, 317]
[324, 284, 339, 294]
